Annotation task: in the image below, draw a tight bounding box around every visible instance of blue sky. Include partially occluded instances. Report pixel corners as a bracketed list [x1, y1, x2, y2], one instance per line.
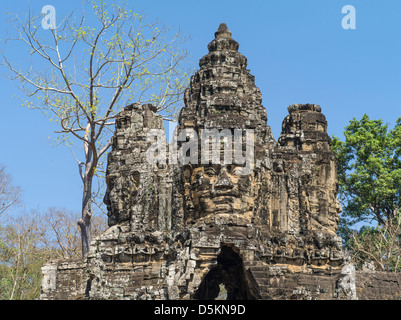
[0, 0, 400, 215]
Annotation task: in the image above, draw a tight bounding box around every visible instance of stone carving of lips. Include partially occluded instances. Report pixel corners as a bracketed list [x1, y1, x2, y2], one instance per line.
[211, 190, 239, 204]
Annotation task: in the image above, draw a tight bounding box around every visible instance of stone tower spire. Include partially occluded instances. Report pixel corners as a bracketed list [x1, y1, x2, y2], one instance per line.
[179, 23, 275, 146]
[214, 22, 232, 39]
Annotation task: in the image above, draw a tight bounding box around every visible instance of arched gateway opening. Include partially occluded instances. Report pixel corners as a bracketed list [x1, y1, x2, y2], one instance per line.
[194, 246, 258, 300]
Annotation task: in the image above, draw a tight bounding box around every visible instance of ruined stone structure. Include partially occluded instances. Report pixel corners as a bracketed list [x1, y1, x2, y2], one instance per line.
[41, 23, 401, 300]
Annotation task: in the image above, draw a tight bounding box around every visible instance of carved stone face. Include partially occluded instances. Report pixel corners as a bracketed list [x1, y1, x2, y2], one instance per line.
[104, 171, 140, 226]
[183, 164, 257, 222]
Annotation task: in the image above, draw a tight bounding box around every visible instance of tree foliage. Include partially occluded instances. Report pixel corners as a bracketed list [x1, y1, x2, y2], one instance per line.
[0, 214, 47, 300]
[0, 168, 107, 299]
[0, 209, 107, 299]
[332, 114, 401, 271]
[332, 114, 401, 230]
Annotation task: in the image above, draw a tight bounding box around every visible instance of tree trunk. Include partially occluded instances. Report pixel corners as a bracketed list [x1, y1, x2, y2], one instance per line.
[78, 175, 93, 259]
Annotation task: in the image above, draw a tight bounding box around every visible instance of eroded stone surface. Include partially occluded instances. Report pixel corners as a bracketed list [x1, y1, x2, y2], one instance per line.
[40, 23, 400, 301]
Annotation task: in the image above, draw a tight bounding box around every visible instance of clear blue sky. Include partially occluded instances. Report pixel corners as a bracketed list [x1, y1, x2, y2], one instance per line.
[1, 0, 400, 215]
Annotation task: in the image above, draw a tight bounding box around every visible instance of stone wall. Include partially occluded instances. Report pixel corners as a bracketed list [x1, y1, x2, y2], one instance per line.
[40, 257, 401, 300]
[41, 260, 87, 300]
[355, 271, 401, 300]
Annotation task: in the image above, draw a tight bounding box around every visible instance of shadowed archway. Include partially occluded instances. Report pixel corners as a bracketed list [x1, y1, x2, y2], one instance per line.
[194, 246, 258, 300]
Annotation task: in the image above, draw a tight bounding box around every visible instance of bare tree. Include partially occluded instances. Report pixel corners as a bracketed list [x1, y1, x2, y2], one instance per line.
[346, 209, 401, 272]
[0, 166, 21, 216]
[38, 207, 107, 260]
[1, 0, 189, 257]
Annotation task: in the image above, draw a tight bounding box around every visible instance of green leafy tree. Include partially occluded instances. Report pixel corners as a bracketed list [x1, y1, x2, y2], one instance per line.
[0, 214, 47, 300]
[332, 114, 401, 232]
[332, 114, 401, 271]
[1, 0, 189, 257]
[0, 208, 107, 299]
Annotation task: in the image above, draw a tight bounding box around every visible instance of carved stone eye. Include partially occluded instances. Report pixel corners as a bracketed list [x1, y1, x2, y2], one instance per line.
[228, 165, 243, 176]
[204, 167, 217, 176]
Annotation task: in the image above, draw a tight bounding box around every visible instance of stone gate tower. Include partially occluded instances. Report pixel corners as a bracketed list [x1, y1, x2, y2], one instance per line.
[41, 23, 401, 300]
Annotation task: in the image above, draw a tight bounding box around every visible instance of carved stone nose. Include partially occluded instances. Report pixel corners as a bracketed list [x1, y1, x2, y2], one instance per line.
[215, 171, 233, 189]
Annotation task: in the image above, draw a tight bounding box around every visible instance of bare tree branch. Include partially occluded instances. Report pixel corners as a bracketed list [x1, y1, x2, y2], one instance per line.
[1, 1, 190, 257]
